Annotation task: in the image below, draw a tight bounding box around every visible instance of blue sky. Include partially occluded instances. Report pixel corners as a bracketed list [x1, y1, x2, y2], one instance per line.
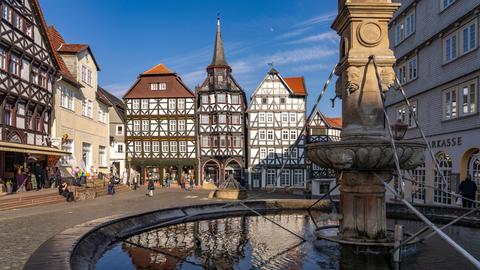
[39, 0, 340, 117]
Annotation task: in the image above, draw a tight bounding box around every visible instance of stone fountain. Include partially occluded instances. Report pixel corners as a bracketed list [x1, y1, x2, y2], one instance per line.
[306, 0, 426, 243]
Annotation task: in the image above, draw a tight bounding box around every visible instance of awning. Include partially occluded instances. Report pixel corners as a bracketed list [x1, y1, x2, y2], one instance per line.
[0, 141, 71, 156]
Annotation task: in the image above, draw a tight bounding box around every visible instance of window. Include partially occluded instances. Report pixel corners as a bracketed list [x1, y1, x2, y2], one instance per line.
[268, 148, 275, 159]
[26, 23, 33, 38]
[178, 120, 186, 131]
[152, 141, 159, 152]
[233, 136, 241, 148]
[217, 75, 224, 82]
[282, 112, 288, 123]
[396, 101, 417, 128]
[441, 0, 456, 10]
[81, 65, 92, 85]
[9, 54, 19, 76]
[60, 140, 74, 166]
[200, 114, 209, 124]
[282, 130, 289, 140]
[162, 141, 169, 152]
[60, 86, 74, 111]
[231, 115, 241, 125]
[293, 169, 304, 186]
[143, 141, 150, 153]
[290, 130, 297, 140]
[82, 99, 93, 118]
[267, 130, 274, 140]
[212, 136, 219, 147]
[218, 114, 226, 124]
[13, 13, 22, 30]
[262, 98, 267, 104]
[460, 81, 477, 116]
[133, 99, 140, 110]
[405, 11, 415, 37]
[0, 48, 6, 70]
[168, 99, 176, 110]
[267, 113, 273, 122]
[260, 148, 267, 159]
[231, 95, 239, 104]
[202, 135, 210, 147]
[133, 120, 140, 131]
[117, 144, 124, 153]
[444, 33, 457, 63]
[397, 55, 417, 84]
[98, 106, 107, 123]
[397, 65, 406, 85]
[443, 88, 457, 119]
[179, 141, 186, 152]
[258, 113, 265, 123]
[434, 152, 452, 204]
[141, 99, 149, 109]
[169, 120, 176, 132]
[2, 5, 11, 22]
[142, 120, 149, 131]
[201, 95, 209, 104]
[461, 22, 477, 54]
[283, 148, 289, 158]
[134, 141, 141, 152]
[395, 22, 404, 45]
[177, 99, 186, 110]
[150, 83, 166, 90]
[280, 97, 286, 104]
[280, 170, 290, 186]
[219, 135, 227, 147]
[259, 130, 266, 140]
[116, 125, 124, 136]
[170, 141, 177, 152]
[407, 57, 417, 81]
[291, 148, 298, 159]
[217, 94, 226, 103]
[409, 163, 425, 201]
[289, 113, 297, 123]
[267, 169, 276, 186]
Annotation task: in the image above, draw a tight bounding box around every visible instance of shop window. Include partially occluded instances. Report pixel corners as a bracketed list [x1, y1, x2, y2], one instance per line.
[280, 170, 290, 186]
[433, 152, 452, 205]
[467, 151, 480, 201]
[293, 169, 304, 186]
[409, 163, 426, 201]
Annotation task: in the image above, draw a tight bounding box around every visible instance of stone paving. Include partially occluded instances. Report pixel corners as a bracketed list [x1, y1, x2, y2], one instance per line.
[0, 187, 303, 270]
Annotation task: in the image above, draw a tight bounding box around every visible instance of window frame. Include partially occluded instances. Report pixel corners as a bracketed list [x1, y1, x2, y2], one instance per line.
[459, 79, 477, 116]
[443, 87, 458, 120]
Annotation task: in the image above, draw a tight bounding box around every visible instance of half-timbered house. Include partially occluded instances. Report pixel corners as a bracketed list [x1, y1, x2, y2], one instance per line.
[306, 109, 341, 196]
[247, 68, 307, 189]
[0, 0, 69, 185]
[124, 64, 196, 185]
[196, 18, 247, 186]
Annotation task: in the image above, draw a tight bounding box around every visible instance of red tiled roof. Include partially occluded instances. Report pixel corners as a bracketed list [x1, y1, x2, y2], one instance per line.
[284, 77, 307, 96]
[143, 63, 173, 75]
[46, 26, 80, 86]
[124, 63, 194, 99]
[57, 44, 89, 53]
[326, 117, 342, 129]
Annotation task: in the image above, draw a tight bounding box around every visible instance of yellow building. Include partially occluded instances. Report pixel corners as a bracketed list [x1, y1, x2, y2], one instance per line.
[48, 26, 111, 175]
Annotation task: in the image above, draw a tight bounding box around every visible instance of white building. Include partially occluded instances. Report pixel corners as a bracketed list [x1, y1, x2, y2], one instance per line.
[247, 68, 307, 189]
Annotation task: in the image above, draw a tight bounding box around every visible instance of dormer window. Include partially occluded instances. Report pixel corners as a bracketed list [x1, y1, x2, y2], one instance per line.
[150, 82, 166, 90]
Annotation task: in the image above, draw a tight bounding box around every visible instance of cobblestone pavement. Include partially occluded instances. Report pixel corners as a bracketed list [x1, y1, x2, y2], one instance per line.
[0, 187, 303, 270]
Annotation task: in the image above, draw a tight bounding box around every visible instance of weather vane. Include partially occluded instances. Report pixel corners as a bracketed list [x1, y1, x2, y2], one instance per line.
[268, 62, 274, 68]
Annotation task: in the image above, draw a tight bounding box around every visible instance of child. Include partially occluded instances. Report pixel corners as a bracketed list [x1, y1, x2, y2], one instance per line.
[147, 178, 154, 197]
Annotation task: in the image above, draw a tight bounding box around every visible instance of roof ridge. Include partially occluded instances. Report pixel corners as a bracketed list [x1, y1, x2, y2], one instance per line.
[143, 63, 174, 75]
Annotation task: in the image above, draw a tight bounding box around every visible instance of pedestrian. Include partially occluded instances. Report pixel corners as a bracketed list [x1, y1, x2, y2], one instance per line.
[75, 167, 82, 186]
[181, 174, 186, 190]
[30, 170, 37, 191]
[132, 173, 138, 190]
[60, 181, 74, 202]
[189, 175, 194, 191]
[108, 176, 116, 195]
[54, 167, 62, 188]
[147, 178, 154, 197]
[459, 175, 478, 208]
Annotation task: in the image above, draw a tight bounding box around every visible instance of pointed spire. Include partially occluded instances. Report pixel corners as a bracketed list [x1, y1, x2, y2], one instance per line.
[210, 14, 229, 67]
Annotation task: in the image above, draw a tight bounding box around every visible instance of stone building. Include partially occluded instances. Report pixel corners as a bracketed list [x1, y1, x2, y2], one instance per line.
[124, 63, 196, 185]
[97, 86, 125, 179]
[196, 18, 247, 186]
[247, 68, 307, 189]
[48, 26, 111, 175]
[306, 109, 341, 196]
[0, 0, 68, 184]
[386, 0, 480, 204]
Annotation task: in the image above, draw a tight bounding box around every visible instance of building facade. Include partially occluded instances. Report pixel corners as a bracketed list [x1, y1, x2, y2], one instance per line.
[124, 64, 196, 185]
[247, 68, 307, 189]
[196, 19, 247, 186]
[387, 0, 480, 204]
[0, 0, 69, 185]
[48, 26, 111, 175]
[97, 86, 125, 179]
[306, 109, 341, 196]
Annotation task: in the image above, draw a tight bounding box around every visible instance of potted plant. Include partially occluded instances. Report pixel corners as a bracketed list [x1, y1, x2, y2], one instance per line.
[6, 179, 13, 194]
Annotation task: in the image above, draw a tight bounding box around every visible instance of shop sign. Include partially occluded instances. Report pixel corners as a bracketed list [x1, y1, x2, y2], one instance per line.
[429, 137, 463, 148]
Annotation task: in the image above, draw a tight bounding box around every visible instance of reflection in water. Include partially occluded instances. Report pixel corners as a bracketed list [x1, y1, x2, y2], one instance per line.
[96, 212, 480, 270]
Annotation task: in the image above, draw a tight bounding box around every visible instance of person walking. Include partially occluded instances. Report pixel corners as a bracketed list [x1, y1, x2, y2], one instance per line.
[147, 178, 154, 197]
[188, 175, 194, 191]
[459, 175, 478, 208]
[54, 167, 62, 188]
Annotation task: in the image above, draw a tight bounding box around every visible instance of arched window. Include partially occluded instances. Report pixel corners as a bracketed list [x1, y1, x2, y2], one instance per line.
[434, 152, 452, 204]
[467, 150, 480, 201]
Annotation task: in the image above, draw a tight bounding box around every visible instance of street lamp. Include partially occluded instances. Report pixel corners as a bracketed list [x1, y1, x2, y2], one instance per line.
[391, 119, 408, 140]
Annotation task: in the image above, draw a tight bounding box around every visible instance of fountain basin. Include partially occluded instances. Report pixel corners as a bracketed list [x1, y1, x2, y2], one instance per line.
[305, 140, 426, 171]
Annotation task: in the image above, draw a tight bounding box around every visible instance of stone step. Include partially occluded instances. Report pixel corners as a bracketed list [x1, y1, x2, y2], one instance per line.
[0, 197, 66, 211]
[0, 194, 65, 211]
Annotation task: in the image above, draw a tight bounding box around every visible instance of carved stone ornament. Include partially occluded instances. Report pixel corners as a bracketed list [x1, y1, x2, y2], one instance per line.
[357, 22, 383, 47]
[335, 77, 343, 99]
[379, 67, 396, 92]
[344, 66, 360, 94]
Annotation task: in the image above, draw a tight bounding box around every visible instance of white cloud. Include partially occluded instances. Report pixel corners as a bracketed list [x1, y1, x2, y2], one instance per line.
[263, 46, 337, 66]
[294, 11, 337, 28]
[181, 70, 206, 88]
[102, 82, 133, 98]
[290, 63, 333, 73]
[287, 31, 339, 45]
